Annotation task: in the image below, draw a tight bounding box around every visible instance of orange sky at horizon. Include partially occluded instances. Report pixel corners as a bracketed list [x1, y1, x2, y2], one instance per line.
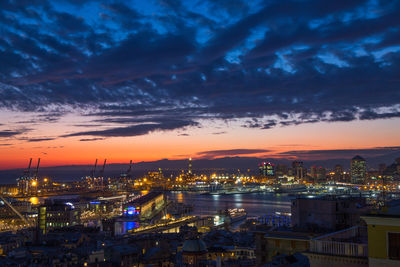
[1, 116, 399, 170]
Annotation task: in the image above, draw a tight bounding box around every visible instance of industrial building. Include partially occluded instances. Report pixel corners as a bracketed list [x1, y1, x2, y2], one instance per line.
[38, 200, 80, 234]
[123, 191, 165, 220]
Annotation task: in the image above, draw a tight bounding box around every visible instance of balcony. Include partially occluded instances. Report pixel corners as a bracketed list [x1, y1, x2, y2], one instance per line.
[309, 226, 368, 257]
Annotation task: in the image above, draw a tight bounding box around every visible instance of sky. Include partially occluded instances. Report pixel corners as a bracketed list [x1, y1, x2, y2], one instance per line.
[0, 0, 399, 170]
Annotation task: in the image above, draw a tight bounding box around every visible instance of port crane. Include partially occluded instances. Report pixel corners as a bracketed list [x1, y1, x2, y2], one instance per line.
[90, 159, 98, 179]
[99, 159, 107, 189]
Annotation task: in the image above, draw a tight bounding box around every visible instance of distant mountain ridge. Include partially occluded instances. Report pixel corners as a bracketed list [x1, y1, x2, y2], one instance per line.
[1, 151, 399, 184]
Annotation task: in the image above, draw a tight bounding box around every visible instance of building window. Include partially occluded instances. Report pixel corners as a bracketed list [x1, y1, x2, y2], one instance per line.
[388, 232, 400, 260]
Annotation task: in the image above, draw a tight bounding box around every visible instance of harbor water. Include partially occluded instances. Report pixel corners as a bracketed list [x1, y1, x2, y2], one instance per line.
[167, 191, 293, 217]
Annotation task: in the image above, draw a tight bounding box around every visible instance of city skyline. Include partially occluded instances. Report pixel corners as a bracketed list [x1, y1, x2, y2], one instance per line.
[1, 0, 400, 170]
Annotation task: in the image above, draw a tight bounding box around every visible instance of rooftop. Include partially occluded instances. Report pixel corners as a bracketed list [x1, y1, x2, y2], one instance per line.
[265, 230, 315, 241]
[182, 239, 207, 253]
[352, 155, 366, 161]
[131, 192, 163, 205]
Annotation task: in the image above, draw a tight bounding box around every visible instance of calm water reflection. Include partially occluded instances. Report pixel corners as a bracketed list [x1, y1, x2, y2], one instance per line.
[167, 192, 292, 217]
[27, 192, 292, 218]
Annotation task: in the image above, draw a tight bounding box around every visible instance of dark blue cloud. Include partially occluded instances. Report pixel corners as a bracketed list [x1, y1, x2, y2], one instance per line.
[0, 0, 399, 138]
[27, 138, 55, 142]
[63, 119, 198, 137]
[0, 130, 27, 137]
[197, 148, 271, 159]
[276, 146, 400, 160]
[79, 138, 105, 142]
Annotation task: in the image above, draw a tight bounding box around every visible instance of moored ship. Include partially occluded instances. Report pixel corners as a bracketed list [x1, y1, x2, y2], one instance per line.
[214, 208, 247, 226]
[274, 183, 307, 193]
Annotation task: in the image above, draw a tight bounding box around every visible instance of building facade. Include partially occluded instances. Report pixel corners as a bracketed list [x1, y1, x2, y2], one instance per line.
[351, 155, 367, 184]
[38, 200, 80, 234]
[362, 213, 400, 267]
[291, 196, 368, 232]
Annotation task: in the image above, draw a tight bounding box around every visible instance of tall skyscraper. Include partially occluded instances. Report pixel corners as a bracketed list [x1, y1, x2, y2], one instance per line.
[334, 164, 344, 181]
[316, 167, 326, 181]
[275, 164, 288, 177]
[292, 161, 305, 180]
[188, 157, 192, 175]
[310, 165, 317, 180]
[259, 162, 275, 177]
[350, 155, 367, 184]
[310, 166, 326, 182]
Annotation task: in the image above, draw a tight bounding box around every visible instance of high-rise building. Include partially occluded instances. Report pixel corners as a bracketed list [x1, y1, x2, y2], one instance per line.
[259, 162, 275, 177]
[395, 158, 400, 176]
[310, 166, 326, 182]
[275, 164, 288, 177]
[188, 157, 192, 175]
[310, 165, 317, 180]
[350, 155, 367, 184]
[292, 161, 305, 180]
[334, 164, 344, 181]
[317, 167, 326, 181]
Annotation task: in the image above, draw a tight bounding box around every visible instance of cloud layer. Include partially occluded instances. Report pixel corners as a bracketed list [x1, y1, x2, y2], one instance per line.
[0, 0, 399, 139]
[196, 149, 271, 159]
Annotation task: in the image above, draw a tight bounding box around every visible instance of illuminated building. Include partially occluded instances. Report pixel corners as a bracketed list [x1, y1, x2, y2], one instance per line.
[292, 161, 305, 180]
[123, 206, 141, 217]
[88, 200, 114, 214]
[310, 165, 317, 180]
[259, 162, 275, 177]
[38, 200, 80, 234]
[334, 164, 344, 181]
[275, 164, 288, 177]
[147, 170, 163, 181]
[122, 192, 165, 220]
[0, 184, 18, 196]
[188, 157, 193, 175]
[316, 167, 326, 181]
[350, 155, 367, 184]
[383, 163, 399, 180]
[310, 165, 327, 182]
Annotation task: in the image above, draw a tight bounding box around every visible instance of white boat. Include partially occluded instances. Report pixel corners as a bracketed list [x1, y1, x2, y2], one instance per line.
[274, 183, 307, 193]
